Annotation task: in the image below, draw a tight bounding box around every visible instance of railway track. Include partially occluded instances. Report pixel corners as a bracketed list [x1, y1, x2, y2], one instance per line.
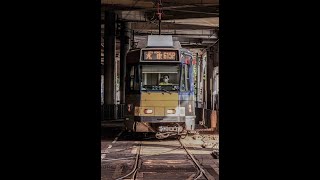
[178, 139, 210, 180]
[101, 129, 219, 180]
[105, 140, 214, 180]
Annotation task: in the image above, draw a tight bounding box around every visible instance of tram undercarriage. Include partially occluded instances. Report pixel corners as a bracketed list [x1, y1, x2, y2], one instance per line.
[124, 117, 195, 139]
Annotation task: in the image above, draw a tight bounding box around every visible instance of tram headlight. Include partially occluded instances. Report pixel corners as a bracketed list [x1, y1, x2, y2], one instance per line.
[144, 109, 153, 114]
[188, 104, 192, 113]
[127, 104, 133, 112]
[167, 109, 176, 114]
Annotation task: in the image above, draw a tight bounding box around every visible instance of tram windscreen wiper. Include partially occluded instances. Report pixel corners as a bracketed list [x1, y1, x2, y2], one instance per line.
[143, 88, 151, 94]
[162, 89, 172, 94]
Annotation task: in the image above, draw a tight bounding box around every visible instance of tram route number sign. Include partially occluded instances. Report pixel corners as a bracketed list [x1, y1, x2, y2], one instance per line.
[143, 50, 177, 61]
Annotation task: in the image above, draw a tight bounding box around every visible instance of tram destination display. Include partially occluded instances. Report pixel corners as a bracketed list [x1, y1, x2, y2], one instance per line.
[142, 50, 178, 61]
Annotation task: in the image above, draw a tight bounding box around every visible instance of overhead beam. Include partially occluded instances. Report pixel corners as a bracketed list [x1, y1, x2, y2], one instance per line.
[102, 0, 219, 6]
[161, 0, 219, 6]
[101, 5, 144, 11]
[146, 11, 218, 20]
[178, 37, 217, 43]
[134, 34, 217, 39]
[131, 22, 214, 30]
[180, 44, 212, 48]
[142, 4, 218, 12]
[101, 28, 218, 34]
[164, 18, 219, 27]
[133, 29, 216, 35]
[101, 31, 218, 39]
[118, 10, 146, 21]
[165, 9, 217, 14]
[101, 0, 155, 8]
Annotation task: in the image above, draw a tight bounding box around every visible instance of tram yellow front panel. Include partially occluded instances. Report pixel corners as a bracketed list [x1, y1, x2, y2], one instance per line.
[141, 92, 178, 107]
[154, 107, 165, 116]
[139, 92, 179, 116]
[141, 101, 178, 107]
[141, 92, 178, 101]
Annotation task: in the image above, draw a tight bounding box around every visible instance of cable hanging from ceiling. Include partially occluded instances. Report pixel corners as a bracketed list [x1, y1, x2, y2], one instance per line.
[156, 0, 163, 35]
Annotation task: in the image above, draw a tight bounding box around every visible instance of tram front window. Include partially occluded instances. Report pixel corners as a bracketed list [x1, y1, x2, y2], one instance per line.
[141, 65, 180, 91]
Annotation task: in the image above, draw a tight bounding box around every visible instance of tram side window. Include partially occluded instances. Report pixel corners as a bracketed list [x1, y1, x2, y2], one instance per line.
[181, 64, 190, 91]
[129, 66, 140, 91]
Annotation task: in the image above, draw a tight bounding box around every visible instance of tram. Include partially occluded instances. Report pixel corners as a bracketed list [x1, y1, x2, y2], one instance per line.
[124, 35, 195, 139]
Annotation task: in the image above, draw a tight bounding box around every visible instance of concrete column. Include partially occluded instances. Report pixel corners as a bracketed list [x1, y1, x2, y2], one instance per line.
[207, 46, 214, 110]
[104, 11, 116, 105]
[195, 53, 199, 107]
[120, 22, 130, 104]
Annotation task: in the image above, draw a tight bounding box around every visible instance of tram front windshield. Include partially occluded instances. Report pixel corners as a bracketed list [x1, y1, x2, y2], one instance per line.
[141, 65, 180, 91]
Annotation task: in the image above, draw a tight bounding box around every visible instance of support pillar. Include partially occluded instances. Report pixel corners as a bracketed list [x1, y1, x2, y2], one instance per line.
[120, 22, 130, 104]
[103, 11, 117, 120]
[104, 11, 116, 105]
[207, 46, 214, 110]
